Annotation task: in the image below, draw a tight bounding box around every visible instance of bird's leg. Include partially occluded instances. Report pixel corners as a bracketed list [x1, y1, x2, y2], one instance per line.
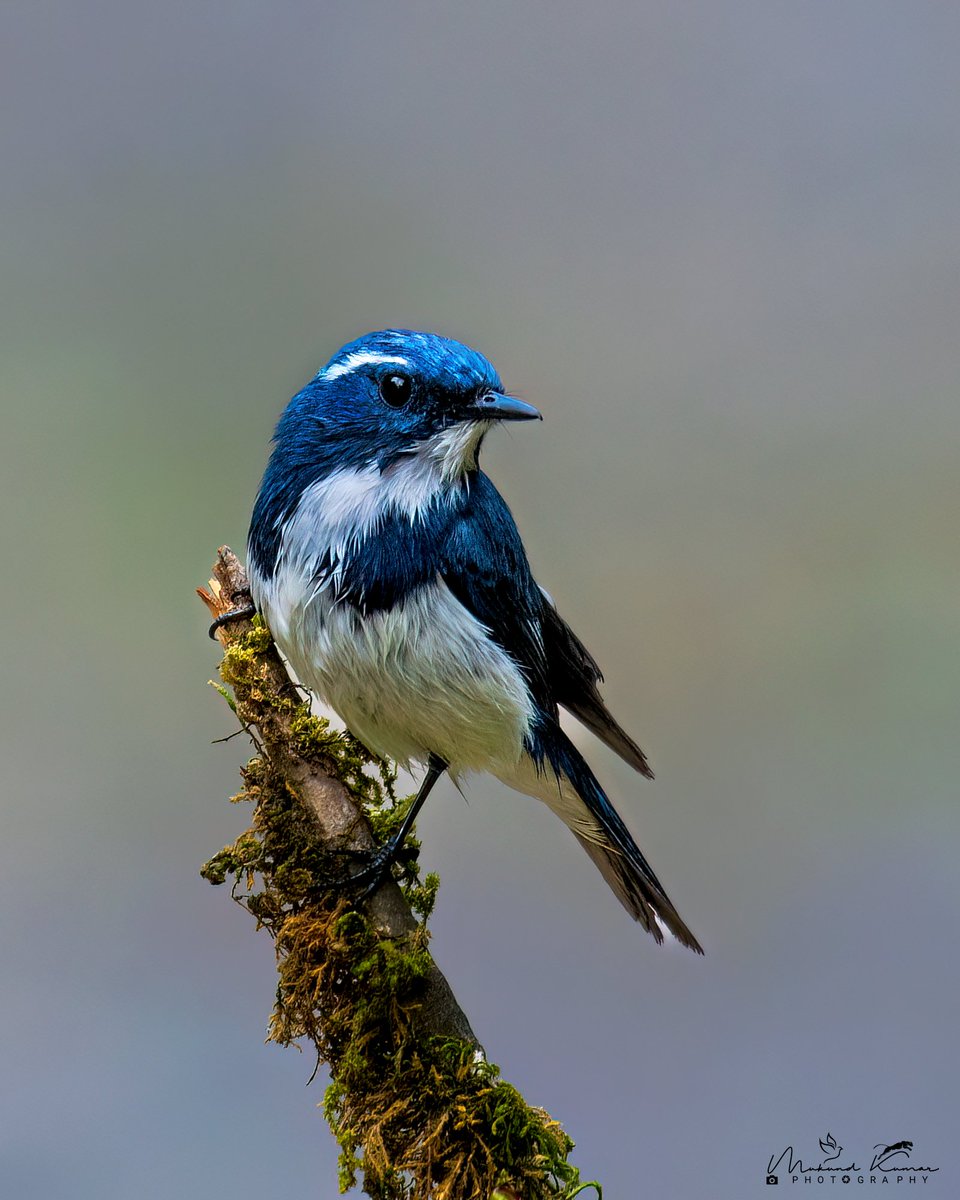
[341, 753, 448, 898]
[208, 603, 257, 639]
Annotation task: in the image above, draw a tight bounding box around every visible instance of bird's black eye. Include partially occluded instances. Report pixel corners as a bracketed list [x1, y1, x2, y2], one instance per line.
[378, 374, 412, 409]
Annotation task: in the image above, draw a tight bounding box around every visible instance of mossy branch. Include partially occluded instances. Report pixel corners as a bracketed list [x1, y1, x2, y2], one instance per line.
[198, 547, 600, 1200]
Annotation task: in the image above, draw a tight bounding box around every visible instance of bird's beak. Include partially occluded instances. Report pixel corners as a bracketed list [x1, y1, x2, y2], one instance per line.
[464, 392, 542, 422]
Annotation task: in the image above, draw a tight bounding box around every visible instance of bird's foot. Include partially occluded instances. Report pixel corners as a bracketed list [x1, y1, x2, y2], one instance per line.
[321, 753, 443, 899]
[331, 839, 420, 898]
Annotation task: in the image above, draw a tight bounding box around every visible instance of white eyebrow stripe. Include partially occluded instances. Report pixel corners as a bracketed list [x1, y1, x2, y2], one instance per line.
[321, 352, 411, 381]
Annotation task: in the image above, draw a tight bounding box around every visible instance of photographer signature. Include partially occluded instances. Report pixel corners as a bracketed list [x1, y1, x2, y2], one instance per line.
[767, 1132, 939, 1177]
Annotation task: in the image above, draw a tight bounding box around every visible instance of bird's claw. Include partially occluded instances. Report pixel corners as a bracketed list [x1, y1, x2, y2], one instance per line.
[208, 603, 257, 640]
[327, 839, 420, 898]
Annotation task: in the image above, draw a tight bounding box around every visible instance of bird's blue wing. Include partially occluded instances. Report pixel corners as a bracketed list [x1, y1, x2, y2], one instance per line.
[439, 473, 554, 712]
[440, 474, 653, 777]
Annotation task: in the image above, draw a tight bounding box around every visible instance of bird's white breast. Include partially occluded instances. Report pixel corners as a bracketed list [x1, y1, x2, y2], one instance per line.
[249, 450, 534, 774]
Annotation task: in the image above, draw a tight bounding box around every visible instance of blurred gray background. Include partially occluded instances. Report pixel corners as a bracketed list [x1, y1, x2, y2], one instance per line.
[2, 3, 958, 1197]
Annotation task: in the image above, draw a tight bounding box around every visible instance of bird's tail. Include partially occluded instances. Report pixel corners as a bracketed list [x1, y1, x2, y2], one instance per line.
[500, 727, 703, 954]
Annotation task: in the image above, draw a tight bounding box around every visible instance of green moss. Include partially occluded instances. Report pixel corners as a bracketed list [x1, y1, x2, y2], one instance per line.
[202, 617, 597, 1199]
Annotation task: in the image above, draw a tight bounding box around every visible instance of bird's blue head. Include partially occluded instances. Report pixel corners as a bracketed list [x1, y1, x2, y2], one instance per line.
[275, 329, 539, 473]
[249, 330, 540, 576]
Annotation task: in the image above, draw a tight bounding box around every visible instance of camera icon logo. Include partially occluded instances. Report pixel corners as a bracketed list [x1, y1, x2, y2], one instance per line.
[766, 1175, 778, 1185]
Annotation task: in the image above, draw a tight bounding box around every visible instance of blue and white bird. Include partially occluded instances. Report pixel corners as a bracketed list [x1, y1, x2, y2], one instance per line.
[242, 330, 702, 953]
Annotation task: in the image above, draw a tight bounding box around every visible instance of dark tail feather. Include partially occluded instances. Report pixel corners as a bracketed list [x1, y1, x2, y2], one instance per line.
[543, 727, 703, 954]
[565, 701, 655, 779]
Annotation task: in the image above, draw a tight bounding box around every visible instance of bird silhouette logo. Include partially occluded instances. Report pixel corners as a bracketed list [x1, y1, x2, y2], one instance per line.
[818, 1133, 841, 1162]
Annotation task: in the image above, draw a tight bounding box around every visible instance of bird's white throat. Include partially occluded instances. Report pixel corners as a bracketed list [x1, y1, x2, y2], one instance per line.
[282, 422, 488, 565]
